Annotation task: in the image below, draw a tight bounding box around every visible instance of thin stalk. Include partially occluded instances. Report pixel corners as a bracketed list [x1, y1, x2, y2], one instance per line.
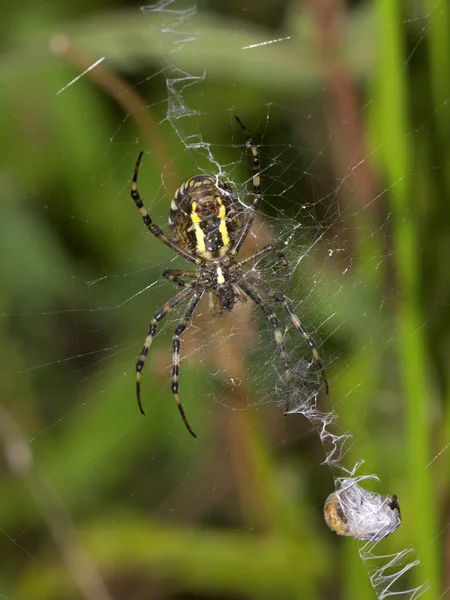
[426, 0, 450, 139]
[375, 0, 439, 593]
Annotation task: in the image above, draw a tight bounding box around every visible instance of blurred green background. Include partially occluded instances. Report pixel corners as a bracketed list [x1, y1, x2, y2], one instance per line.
[1, 0, 449, 598]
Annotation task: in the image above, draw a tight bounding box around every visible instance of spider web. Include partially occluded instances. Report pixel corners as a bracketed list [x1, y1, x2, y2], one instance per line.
[0, 0, 447, 599]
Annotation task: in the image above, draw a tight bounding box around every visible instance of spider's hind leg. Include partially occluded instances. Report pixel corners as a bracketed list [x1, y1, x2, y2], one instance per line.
[136, 287, 193, 416]
[232, 284, 249, 305]
[238, 280, 291, 391]
[163, 268, 196, 288]
[171, 290, 204, 438]
[282, 301, 329, 399]
[241, 276, 329, 410]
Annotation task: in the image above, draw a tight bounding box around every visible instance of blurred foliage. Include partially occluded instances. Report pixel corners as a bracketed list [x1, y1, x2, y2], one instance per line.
[1, 0, 449, 599]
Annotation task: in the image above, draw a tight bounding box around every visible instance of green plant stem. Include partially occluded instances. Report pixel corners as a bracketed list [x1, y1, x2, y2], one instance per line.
[375, 0, 439, 594]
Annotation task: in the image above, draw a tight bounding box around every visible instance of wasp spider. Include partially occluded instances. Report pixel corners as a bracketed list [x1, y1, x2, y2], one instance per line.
[131, 116, 328, 438]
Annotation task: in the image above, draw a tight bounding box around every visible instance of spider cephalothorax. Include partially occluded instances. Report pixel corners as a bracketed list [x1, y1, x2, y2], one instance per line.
[130, 116, 328, 438]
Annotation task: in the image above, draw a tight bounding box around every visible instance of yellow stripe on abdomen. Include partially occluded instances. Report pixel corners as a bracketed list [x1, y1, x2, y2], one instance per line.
[190, 201, 206, 253]
[217, 200, 230, 247]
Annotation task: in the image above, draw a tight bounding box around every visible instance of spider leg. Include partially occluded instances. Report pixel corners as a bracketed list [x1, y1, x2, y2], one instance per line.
[171, 290, 204, 438]
[232, 284, 249, 304]
[136, 286, 194, 416]
[283, 302, 329, 393]
[231, 116, 261, 256]
[131, 152, 200, 265]
[245, 276, 329, 402]
[163, 268, 196, 288]
[208, 293, 222, 317]
[237, 244, 290, 279]
[238, 280, 290, 386]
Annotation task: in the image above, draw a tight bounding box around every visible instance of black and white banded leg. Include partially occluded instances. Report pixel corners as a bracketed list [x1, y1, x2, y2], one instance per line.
[238, 281, 290, 382]
[283, 301, 328, 392]
[238, 244, 291, 279]
[163, 268, 196, 288]
[136, 286, 193, 416]
[232, 116, 262, 255]
[131, 151, 200, 265]
[171, 290, 204, 438]
[244, 276, 329, 403]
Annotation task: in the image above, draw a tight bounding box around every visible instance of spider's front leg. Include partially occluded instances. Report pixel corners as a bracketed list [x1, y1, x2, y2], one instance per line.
[231, 116, 262, 255]
[131, 152, 200, 266]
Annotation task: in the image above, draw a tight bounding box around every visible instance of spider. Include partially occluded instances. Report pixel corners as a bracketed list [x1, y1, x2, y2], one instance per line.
[131, 116, 328, 438]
